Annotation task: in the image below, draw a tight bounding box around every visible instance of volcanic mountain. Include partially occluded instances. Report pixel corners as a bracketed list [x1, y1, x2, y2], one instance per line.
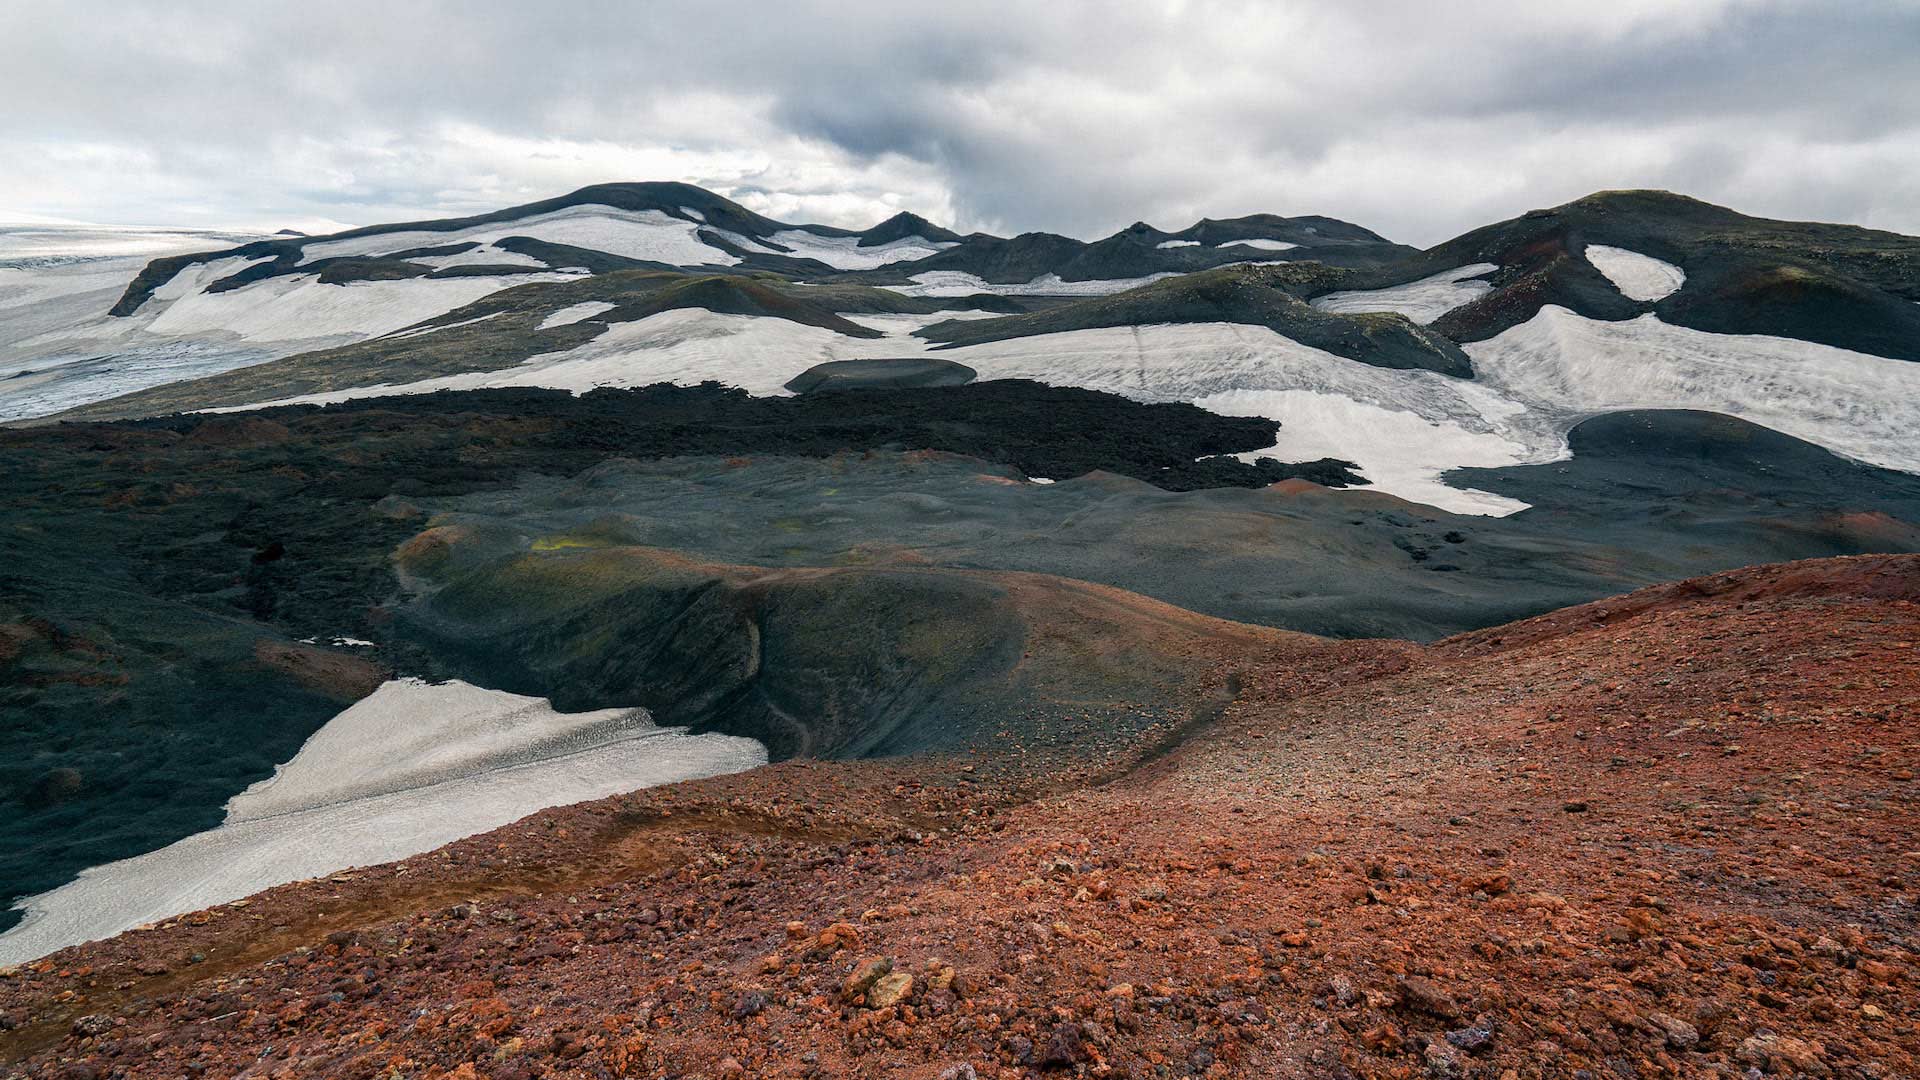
[6, 182, 1916, 521]
[1, 182, 1918, 1080]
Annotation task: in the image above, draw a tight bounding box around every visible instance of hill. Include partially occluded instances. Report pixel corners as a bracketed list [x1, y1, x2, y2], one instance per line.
[1374, 189, 1920, 361]
[2, 555, 1914, 1077]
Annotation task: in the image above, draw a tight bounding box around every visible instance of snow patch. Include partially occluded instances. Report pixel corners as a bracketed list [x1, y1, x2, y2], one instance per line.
[231, 309, 1001, 405]
[763, 229, 958, 270]
[146, 272, 573, 343]
[703, 228, 784, 254]
[297, 205, 740, 268]
[1466, 306, 1920, 474]
[1156, 239, 1201, 249]
[151, 255, 279, 304]
[679, 206, 706, 222]
[935, 321, 1548, 516]
[1583, 244, 1685, 301]
[887, 270, 1174, 298]
[1196, 389, 1533, 516]
[406, 245, 549, 271]
[1312, 263, 1498, 324]
[378, 311, 507, 342]
[1217, 238, 1299, 251]
[538, 301, 619, 330]
[0, 679, 765, 964]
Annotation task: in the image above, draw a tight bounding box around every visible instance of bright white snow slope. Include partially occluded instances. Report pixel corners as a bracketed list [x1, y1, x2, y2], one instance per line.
[0, 679, 766, 965]
[298, 204, 738, 268]
[883, 270, 1177, 298]
[1311, 263, 1498, 324]
[1583, 244, 1686, 301]
[1466, 305, 1920, 474]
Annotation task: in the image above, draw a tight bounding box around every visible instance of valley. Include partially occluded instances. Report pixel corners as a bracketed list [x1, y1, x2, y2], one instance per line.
[1, 181, 1917, 1079]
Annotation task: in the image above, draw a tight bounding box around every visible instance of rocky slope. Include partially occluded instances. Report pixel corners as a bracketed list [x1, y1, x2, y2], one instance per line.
[2, 554, 1914, 1078]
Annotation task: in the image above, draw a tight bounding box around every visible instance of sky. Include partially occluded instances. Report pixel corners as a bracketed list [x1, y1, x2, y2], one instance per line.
[3, 0, 1918, 247]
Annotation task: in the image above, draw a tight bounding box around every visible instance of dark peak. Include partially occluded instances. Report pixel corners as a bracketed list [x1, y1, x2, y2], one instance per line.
[1208, 212, 1290, 227]
[1548, 189, 1745, 226]
[564, 180, 731, 206]
[1091, 221, 1170, 247]
[858, 209, 962, 247]
[559, 181, 762, 218]
[1175, 212, 1397, 247]
[1006, 230, 1084, 246]
[1572, 188, 1713, 209]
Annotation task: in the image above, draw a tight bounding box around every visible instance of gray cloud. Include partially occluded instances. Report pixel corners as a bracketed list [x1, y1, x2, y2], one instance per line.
[2, 0, 1916, 245]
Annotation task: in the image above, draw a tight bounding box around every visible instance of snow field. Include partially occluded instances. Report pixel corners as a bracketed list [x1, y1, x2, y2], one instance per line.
[0, 679, 766, 964]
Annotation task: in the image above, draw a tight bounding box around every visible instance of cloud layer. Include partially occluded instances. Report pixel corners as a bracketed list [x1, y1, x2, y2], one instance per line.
[4, 0, 1917, 245]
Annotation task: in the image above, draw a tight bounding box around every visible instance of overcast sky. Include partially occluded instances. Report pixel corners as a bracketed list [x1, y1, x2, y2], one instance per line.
[3, 0, 1917, 246]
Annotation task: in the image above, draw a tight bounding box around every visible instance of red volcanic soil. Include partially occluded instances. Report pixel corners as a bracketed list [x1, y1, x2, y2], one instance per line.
[3, 555, 1917, 1079]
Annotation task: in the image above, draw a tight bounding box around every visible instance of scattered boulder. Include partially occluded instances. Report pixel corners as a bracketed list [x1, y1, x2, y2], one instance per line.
[69, 1014, 113, 1038]
[1736, 1033, 1828, 1076]
[867, 971, 913, 1010]
[1396, 976, 1463, 1021]
[1039, 1022, 1091, 1069]
[731, 990, 767, 1019]
[1444, 1020, 1494, 1053]
[843, 956, 893, 1001]
[1648, 1011, 1700, 1051]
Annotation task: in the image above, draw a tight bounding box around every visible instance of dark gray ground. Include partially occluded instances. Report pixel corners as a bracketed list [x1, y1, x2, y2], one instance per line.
[421, 409, 1920, 642]
[785, 357, 976, 393]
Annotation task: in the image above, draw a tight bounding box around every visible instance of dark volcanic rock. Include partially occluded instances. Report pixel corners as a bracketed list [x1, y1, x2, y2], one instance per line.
[1449, 410, 1920, 524]
[785, 357, 978, 393]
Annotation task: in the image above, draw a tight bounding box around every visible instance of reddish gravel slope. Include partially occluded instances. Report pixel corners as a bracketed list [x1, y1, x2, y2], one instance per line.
[2, 555, 1916, 1079]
